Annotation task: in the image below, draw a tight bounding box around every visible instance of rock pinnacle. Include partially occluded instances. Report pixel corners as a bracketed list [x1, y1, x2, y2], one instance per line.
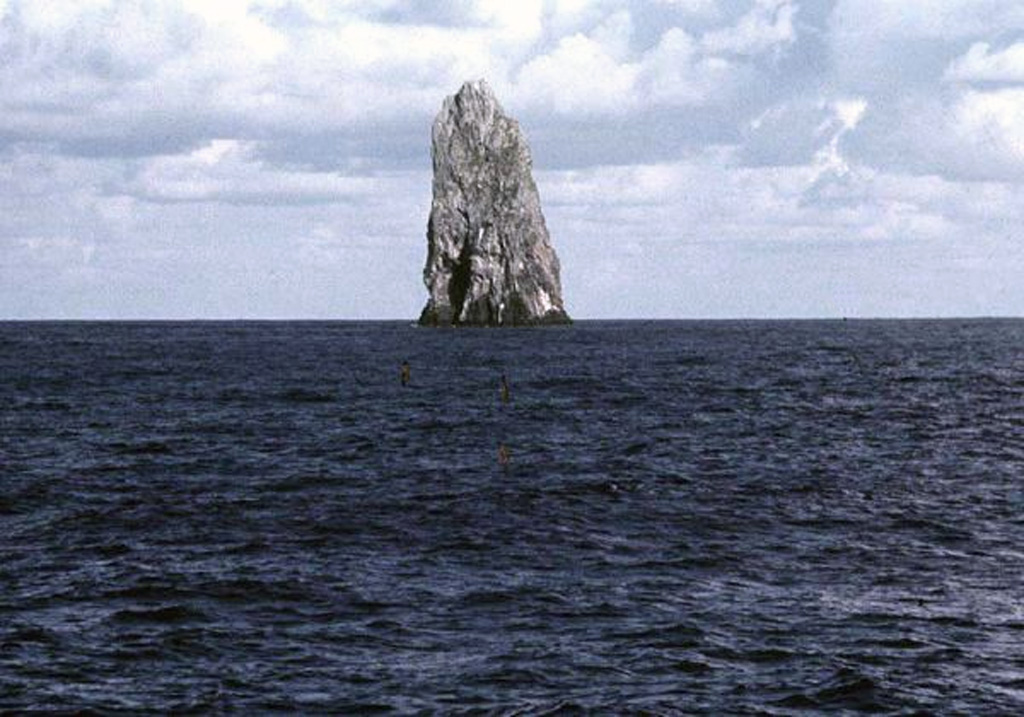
[418, 80, 571, 327]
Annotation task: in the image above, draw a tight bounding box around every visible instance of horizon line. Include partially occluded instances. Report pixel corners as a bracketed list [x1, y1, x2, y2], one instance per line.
[2, 316, 1022, 323]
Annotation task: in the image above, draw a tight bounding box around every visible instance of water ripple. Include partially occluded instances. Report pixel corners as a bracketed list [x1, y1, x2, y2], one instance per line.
[1, 320, 1022, 712]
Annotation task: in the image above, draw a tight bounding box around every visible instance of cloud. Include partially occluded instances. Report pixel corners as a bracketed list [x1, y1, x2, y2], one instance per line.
[742, 96, 867, 169]
[804, 98, 868, 196]
[514, 12, 640, 114]
[540, 127, 1003, 257]
[945, 41, 1024, 83]
[700, 0, 797, 56]
[830, 0, 1024, 41]
[952, 89, 1024, 161]
[0, 137, 432, 318]
[0, 0, 512, 152]
[818, 0, 1024, 184]
[536, 142, 1024, 317]
[828, 0, 1024, 98]
[855, 86, 1024, 183]
[0, 0, 802, 161]
[653, 0, 719, 17]
[11, 235, 97, 268]
[514, 3, 795, 115]
[0, 145, 126, 245]
[128, 140, 378, 204]
[637, 28, 736, 106]
[0, 1, 276, 144]
[472, 0, 544, 40]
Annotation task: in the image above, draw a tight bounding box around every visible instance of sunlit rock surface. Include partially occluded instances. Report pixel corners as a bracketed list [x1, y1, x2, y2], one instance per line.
[418, 80, 570, 327]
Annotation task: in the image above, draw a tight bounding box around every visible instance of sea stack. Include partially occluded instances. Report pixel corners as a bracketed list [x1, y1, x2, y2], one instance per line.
[418, 80, 571, 327]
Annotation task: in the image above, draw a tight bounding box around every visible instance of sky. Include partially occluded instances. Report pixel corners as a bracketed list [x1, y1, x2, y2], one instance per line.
[2, 0, 1023, 319]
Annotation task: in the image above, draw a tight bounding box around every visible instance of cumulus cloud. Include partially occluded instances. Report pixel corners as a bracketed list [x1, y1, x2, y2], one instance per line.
[742, 97, 867, 170]
[804, 98, 868, 195]
[535, 141, 1024, 317]
[945, 41, 1024, 83]
[544, 146, 1009, 254]
[952, 89, 1024, 161]
[0, 0, 805, 156]
[128, 140, 379, 204]
[828, 0, 1024, 98]
[514, 3, 793, 115]
[472, 0, 544, 40]
[514, 13, 640, 114]
[0, 0, 513, 151]
[700, 0, 796, 56]
[817, 0, 1024, 184]
[0, 1, 280, 146]
[636, 28, 736, 106]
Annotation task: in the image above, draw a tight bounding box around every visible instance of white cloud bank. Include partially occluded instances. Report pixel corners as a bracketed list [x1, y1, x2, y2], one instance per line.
[946, 41, 1024, 82]
[130, 140, 378, 204]
[0, 0, 803, 145]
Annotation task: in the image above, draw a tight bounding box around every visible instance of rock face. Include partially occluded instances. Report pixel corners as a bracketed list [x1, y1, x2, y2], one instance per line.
[418, 80, 571, 327]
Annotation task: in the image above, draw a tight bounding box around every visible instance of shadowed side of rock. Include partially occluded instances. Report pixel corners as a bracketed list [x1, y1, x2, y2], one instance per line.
[418, 80, 571, 327]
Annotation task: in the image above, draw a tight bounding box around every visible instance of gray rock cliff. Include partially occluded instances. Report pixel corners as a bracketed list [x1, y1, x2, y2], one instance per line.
[418, 80, 571, 327]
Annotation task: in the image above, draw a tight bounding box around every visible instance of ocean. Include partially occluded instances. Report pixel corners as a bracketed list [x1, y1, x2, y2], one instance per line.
[2, 320, 1022, 712]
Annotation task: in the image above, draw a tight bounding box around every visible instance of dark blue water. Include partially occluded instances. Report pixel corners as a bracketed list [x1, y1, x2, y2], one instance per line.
[2, 320, 1023, 713]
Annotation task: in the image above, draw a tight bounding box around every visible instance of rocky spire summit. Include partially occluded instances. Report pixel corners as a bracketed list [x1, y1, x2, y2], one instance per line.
[418, 80, 571, 327]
